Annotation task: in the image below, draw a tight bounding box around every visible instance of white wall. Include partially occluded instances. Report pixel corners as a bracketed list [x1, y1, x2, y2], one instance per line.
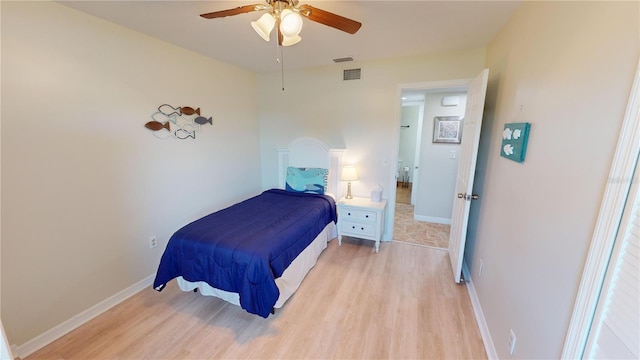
[1, 2, 261, 346]
[465, 1, 639, 358]
[415, 92, 467, 222]
[257, 48, 487, 239]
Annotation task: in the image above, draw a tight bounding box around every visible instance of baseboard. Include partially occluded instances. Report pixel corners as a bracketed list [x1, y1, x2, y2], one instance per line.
[13, 275, 154, 359]
[462, 262, 497, 360]
[413, 215, 451, 225]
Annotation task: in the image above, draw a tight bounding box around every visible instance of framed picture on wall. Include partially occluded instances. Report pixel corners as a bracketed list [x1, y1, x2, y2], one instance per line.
[433, 116, 463, 144]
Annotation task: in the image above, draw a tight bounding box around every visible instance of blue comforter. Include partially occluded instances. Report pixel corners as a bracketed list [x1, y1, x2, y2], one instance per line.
[153, 189, 337, 317]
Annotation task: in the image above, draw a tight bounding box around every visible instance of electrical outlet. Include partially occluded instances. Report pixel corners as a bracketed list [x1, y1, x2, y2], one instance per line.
[149, 235, 158, 249]
[479, 259, 484, 277]
[508, 329, 516, 355]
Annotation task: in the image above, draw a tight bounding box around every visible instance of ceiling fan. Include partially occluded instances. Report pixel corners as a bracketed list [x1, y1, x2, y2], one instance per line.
[200, 0, 362, 46]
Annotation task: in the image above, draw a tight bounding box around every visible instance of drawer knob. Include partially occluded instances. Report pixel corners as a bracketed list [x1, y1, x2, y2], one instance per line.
[365, 215, 369, 218]
[352, 226, 356, 229]
[361, 227, 364, 230]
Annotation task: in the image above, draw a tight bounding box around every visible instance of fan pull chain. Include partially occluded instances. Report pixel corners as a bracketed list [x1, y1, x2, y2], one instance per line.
[280, 46, 285, 91]
[275, 38, 285, 91]
[271, 1, 285, 91]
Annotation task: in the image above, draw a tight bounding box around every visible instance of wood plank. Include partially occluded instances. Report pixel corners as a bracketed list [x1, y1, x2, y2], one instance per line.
[26, 240, 487, 359]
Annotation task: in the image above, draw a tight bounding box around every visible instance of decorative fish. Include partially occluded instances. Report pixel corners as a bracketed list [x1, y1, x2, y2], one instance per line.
[151, 111, 174, 123]
[194, 116, 213, 125]
[158, 104, 181, 117]
[174, 129, 196, 140]
[145, 121, 170, 131]
[181, 107, 201, 116]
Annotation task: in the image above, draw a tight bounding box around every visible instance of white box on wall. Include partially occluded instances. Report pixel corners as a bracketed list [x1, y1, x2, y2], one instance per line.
[441, 96, 460, 107]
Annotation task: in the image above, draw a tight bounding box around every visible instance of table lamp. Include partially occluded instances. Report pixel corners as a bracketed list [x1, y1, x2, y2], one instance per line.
[341, 166, 359, 199]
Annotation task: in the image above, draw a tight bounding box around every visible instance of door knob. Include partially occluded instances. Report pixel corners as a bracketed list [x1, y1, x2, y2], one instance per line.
[458, 193, 479, 200]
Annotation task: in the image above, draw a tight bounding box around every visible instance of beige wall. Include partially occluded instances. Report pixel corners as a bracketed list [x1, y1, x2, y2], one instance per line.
[466, 1, 639, 358]
[257, 49, 487, 239]
[1, 2, 261, 345]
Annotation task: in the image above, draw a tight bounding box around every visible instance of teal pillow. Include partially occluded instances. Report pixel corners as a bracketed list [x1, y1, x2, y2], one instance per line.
[285, 167, 328, 195]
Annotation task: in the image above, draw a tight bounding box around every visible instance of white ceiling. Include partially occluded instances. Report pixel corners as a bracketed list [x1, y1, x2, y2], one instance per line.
[58, 1, 521, 74]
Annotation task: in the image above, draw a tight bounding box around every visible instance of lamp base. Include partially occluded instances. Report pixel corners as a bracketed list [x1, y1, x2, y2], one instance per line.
[346, 182, 353, 199]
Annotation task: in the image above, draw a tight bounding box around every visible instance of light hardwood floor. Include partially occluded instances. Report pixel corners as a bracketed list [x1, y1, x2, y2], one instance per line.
[26, 239, 486, 360]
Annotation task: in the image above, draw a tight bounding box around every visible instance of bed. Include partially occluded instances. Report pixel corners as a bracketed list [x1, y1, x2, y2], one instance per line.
[153, 137, 345, 317]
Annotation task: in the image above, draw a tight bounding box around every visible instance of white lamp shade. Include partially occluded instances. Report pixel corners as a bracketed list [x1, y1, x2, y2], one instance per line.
[251, 13, 275, 42]
[279, 9, 303, 37]
[341, 166, 359, 181]
[281, 34, 301, 46]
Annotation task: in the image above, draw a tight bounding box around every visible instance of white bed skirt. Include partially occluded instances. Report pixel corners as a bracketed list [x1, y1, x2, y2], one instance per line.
[176, 222, 337, 309]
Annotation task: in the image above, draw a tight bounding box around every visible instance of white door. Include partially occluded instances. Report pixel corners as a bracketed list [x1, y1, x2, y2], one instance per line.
[448, 69, 489, 283]
[411, 103, 425, 205]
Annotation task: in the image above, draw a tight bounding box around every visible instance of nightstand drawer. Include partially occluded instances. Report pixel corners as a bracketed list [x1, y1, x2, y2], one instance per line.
[340, 208, 378, 222]
[341, 220, 376, 237]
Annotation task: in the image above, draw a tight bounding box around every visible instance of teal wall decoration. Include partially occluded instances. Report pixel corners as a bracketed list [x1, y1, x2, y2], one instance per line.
[501, 122, 530, 163]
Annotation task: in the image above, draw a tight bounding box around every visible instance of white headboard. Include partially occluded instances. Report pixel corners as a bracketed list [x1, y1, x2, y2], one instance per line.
[277, 137, 345, 196]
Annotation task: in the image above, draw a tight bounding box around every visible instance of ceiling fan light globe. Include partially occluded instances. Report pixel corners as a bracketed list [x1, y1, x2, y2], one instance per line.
[251, 13, 275, 42]
[279, 9, 303, 37]
[281, 34, 301, 46]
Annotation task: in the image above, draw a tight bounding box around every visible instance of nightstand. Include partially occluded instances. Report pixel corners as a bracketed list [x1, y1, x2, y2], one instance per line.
[336, 196, 387, 253]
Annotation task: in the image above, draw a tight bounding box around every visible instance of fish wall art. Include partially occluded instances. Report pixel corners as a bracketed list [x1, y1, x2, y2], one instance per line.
[500, 122, 530, 163]
[144, 104, 214, 140]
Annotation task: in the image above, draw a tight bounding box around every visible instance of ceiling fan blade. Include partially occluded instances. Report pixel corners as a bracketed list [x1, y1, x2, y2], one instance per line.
[298, 4, 362, 34]
[200, 5, 261, 19]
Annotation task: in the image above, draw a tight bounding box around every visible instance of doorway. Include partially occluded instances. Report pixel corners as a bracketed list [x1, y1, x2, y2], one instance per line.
[389, 81, 469, 249]
[397, 99, 423, 205]
[388, 70, 489, 283]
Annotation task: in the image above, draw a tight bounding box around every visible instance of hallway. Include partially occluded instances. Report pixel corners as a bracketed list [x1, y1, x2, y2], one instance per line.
[393, 185, 450, 249]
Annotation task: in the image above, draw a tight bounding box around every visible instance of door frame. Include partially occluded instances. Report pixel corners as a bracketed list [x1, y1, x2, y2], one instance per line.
[388, 79, 470, 239]
[411, 102, 424, 206]
[562, 59, 640, 358]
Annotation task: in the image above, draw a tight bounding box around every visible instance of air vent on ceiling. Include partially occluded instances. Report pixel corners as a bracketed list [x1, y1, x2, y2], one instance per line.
[333, 57, 354, 63]
[343, 68, 362, 81]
